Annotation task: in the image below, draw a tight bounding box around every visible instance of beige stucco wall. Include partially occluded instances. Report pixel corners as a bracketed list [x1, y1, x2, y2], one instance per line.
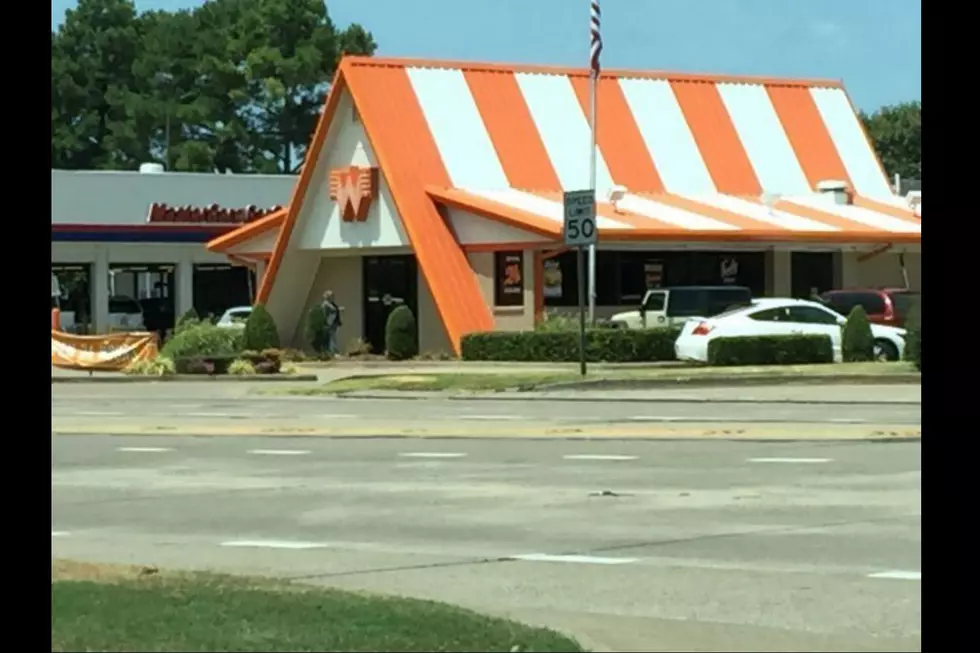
[841, 252, 921, 291]
[417, 269, 452, 353]
[467, 251, 536, 332]
[292, 255, 364, 352]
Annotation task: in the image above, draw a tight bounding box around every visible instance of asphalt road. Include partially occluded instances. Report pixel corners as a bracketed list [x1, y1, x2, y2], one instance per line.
[52, 434, 921, 652]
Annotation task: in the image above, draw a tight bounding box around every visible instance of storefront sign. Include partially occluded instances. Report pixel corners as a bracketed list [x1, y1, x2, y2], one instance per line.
[543, 259, 563, 299]
[329, 165, 378, 222]
[644, 260, 664, 288]
[720, 257, 739, 284]
[51, 331, 159, 371]
[494, 251, 525, 307]
[146, 203, 281, 225]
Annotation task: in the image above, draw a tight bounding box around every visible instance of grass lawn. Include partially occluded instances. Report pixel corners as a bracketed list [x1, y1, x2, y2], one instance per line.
[51, 560, 584, 653]
[273, 362, 918, 395]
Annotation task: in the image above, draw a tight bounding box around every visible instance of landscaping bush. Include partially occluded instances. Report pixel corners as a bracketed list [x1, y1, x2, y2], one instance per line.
[243, 304, 280, 351]
[535, 311, 580, 332]
[123, 357, 176, 377]
[174, 354, 238, 375]
[239, 349, 282, 374]
[904, 299, 921, 371]
[841, 305, 874, 362]
[707, 334, 834, 366]
[161, 321, 243, 360]
[228, 359, 256, 375]
[304, 304, 328, 354]
[175, 308, 200, 333]
[460, 327, 681, 363]
[385, 305, 419, 361]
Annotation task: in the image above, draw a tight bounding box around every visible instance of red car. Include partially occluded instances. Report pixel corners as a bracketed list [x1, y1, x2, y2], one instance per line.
[819, 289, 920, 327]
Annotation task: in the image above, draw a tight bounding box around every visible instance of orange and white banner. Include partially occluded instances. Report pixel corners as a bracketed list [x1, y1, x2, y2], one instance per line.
[51, 330, 159, 371]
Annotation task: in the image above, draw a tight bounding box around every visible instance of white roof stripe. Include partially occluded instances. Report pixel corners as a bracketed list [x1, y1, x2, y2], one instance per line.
[617, 194, 737, 231]
[464, 188, 631, 230]
[716, 83, 812, 195]
[787, 196, 921, 233]
[809, 88, 894, 199]
[688, 194, 839, 232]
[406, 67, 510, 190]
[618, 79, 717, 195]
[514, 73, 615, 195]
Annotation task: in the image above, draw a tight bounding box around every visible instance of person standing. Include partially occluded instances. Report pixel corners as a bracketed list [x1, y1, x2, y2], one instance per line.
[321, 290, 342, 355]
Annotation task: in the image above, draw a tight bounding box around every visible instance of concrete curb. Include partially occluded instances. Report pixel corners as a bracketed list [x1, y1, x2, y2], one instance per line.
[51, 374, 320, 384]
[330, 390, 921, 406]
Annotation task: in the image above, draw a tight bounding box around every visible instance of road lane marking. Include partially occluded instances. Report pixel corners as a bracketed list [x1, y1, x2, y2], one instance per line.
[186, 412, 238, 418]
[747, 458, 832, 464]
[868, 570, 921, 580]
[220, 540, 327, 550]
[117, 447, 172, 453]
[510, 553, 639, 565]
[73, 411, 123, 417]
[247, 449, 311, 456]
[461, 415, 523, 420]
[630, 416, 684, 422]
[564, 454, 638, 461]
[398, 452, 467, 459]
[52, 531, 70, 537]
[829, 418, 867, 423]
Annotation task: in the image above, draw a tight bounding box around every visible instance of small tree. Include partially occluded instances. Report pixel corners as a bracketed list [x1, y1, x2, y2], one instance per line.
[904, 300, 921, 371]
[304, 304, 328, 354]
[385, 305, 418, 361]
[244, 304, 280, 351]
[841, 305, 874, 362]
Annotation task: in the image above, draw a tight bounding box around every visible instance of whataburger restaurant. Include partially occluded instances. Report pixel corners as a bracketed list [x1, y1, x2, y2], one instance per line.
[207, 56, 922, 356]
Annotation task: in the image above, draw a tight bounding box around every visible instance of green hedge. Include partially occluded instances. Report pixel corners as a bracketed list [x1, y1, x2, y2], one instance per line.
[460, 328, 681, 363]
[707, 334, 834, 366]
[904, 300, 921, 371]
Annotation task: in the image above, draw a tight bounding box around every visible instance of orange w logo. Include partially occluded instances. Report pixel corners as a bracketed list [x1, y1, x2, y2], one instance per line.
[329, 167, 377, 222]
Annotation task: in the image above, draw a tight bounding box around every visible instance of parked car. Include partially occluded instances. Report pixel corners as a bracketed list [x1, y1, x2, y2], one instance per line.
[674, 298, 907, 363]
[216, 306, 252, 328]
[607, 286, 753, 329]
[819, 288, 919, 328]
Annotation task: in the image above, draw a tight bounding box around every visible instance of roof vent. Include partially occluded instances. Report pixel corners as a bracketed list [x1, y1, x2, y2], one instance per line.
[906, 190, 921, 217]
[139, 162, 165, 174]
[816, 179, 852, 205]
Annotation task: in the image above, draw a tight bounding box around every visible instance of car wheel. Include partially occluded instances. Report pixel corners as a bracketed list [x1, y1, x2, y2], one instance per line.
[873, 339, 899, 362]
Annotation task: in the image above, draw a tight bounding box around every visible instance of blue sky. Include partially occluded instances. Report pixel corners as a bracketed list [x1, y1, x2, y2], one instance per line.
[52, 0, 921, 111]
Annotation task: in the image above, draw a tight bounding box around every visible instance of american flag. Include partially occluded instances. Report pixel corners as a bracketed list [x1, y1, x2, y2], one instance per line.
[590, 0, 602, 76]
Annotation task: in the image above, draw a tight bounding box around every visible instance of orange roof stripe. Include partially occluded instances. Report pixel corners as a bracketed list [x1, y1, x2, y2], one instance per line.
[206, 208, 286, 253]
[346, 64, 494, 352]
[767, 86, 852, 192]
[463, 69, 561, 191]
[569, 77, 665, 193]
[852, 196, 920, 222]
[670, 81, 762, 195]
[771, 198, 906, 233]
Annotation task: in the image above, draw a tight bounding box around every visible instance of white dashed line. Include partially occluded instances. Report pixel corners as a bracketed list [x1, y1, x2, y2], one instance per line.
[629, 416, 684, 422]
[117, 447, 172, 453]
[74, 411, 123, 417]
[398, 452, 467, 459]
[564, 454, 638, 461]
[747, 458, 832, 464]
[247, 449, 311, 456]
[510, 553, 639, 565]
[52, 531, 70, 537]
[220, 540, 327, 550]
[185, 412, 237, 418]
[461, 415, 523, 421]
[868, 570, 921, 581]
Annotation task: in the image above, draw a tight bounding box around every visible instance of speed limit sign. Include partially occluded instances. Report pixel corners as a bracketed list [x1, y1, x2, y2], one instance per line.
[562, 189, 598, 247]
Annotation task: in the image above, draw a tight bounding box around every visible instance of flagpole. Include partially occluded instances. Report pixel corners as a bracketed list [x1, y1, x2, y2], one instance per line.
[588, 66, 598, 327]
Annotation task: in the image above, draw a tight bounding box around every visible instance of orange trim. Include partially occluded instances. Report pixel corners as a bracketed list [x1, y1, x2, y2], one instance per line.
[533, 250, 544, 323]
[343, 56, 844, 90]
[858, 243, 893, 262]
[775, 198, 918, 233]
[206, 208, 287, 253]
[428, 187, 562, 239]
[767, 86, 853, 192]
[671, 81, 762, 195]
[569, 76, 665, 192]
[463, 69, 561, 191]
[347, 65, 494, 352]
[852, 196, 920, 222]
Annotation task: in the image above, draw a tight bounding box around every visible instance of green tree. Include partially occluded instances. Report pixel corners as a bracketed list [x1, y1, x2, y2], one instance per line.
[860, 101, 921, 181]
[243, 304, 280, 351]
[841, 306, 874, 363]
[385, 305, 419, 361]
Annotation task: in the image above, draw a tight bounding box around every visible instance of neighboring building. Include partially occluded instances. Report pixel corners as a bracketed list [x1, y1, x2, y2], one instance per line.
[209, 56, 922, 355]
[52, 168, 294, 334]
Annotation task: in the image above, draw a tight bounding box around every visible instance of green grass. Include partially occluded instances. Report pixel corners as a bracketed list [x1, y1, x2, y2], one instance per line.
[51, 561, 584, 653]
[270, 362, 917, 395]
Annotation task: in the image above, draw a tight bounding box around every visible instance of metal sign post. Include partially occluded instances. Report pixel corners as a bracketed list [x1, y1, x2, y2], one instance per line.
[562, 190, 598, 377]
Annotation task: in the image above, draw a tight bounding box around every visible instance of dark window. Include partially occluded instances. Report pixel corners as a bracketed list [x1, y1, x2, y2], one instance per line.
[109, 297, 142, 314]
[821, 292, 859, 316]
[666, 289, 705, 317]
[494, 251, 525, 307]
[705, 288, 752, 316]
[617, 253, 647, 303]
[110, 263, 175, 333]
[750, 307, 791, 322]
[52, 264, 92, 333]
[788, 306, 840, 325]
[643, 291, 666, 311]
[855, 292, 887, 315]
[887, 291, 919, 319]
[193, 264, 253, 320]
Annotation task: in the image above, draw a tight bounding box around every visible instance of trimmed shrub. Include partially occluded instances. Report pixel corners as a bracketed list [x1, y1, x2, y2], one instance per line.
[841, 305, 874, 362]
[903, 299, 921, 371]
[175, 308, 200, 333]
[228, 359, 257, 375]
[707, 334, 834, 366]
[385, 305, 419, 361]
[460, 327, 681, 363]
[243, 304, 280, 351]
[161, 321, 243, 360]
[535, 311, 581, 333]
[304, 304, 328, 354]
[124, 357, 176, 376]
[239, 349, 282, 374]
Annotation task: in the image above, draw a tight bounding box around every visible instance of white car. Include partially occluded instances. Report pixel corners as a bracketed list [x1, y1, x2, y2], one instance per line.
[674, 298, 907, 363]
[216, 306, 252, 328]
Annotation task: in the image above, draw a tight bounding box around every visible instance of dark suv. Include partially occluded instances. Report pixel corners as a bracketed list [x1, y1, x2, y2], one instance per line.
[819, 289, 919, 327]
